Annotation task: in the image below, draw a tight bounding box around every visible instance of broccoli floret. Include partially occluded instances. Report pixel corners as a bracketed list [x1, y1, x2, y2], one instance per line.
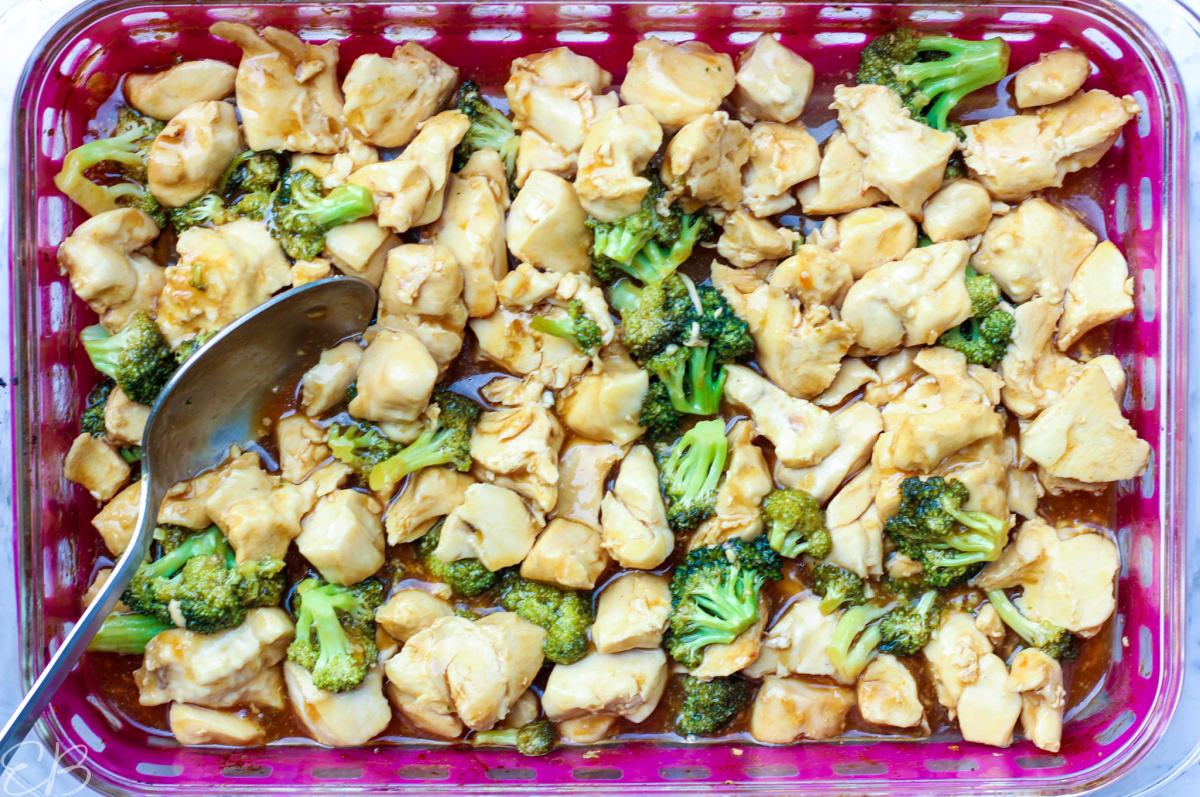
[81, 380, 114, 436]
[675, 675, 751, 736]
[270, 169, 375, 260]
[587, 168, 678, 268]
[415, 520, 498, 597]
[610, 275, 694, 362]
[884, 476, 1009, 575]
[937, 268, 1014, 364]
[986, 589, 1079, 660]
[858, 28, 1010, 134]
[593, 210, 713, 286]
[173, 331, 218, 365]
[658, 419, 729, 532]
[810, 563, 866, 616]
[762, 488, 830, 559]
[54, 106, 164, 219]
[827, 603, 890, 681]
[368, 388, 482, 494]
[472, 719, 557, 756]
[287, 578, 384, 692]
[695, 285, 754, 364]
[220, 150, 283, 195]
[168, 194, 231, 233]
[326, 422, 401, 477]
[666, 536, 782, 669]
[530, 299, 604, 354]
[87, 613, 174, 655]
[645, 344, 725, 416]
[639, 379, 686, 441]
[452, 80, 518, 177]
[877, 590, 944, 656]
[122, 527, 287, 634]
[497, 569, 592, 665]
[80, 311, 176, 405]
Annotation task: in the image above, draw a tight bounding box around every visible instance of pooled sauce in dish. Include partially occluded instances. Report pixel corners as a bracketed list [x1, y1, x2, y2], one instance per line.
[70, 38, 1140, 753]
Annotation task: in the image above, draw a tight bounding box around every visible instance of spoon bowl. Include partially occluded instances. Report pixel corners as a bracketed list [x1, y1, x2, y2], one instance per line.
[0, 276, 376, 759]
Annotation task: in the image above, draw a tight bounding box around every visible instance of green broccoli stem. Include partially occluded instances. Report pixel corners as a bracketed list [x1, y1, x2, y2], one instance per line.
[897, 36, 1009, 130]
[309, 590, 356, 673]
[530, 315, 591, 353]
[623, 213, 709, 285]
[828, 605, 889, 679]
[941, 495, 1007, 538]
[368, 428, 453, 494]
[657, 346, 726, 415]
[609, 280, 641, 314]
[472, 727, 521, 747]
[985, 589, 1049, 648]
[87, 613, 174, 655]
[688, 577, 761, 640]
[144, 528, 228, 580]
[304, 184, 375, 228]
[666, 419, 728, 502]
[79, 325, 128, 379]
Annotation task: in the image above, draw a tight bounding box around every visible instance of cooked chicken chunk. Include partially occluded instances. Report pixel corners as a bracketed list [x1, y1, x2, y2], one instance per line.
[470, 403, 563, 513]
[723, 365, 837, 468]
[712, 261, 854, 399]
[157, 220, 291, 346]
[796, 130, 888, 216]
[347, 328, 437, 426]
[296, 489, 384, 586]
[135, 608, 293, 707]
[557, 347, 650, 446]
[169, 703, 265, 746]
[57, 208, 164, 332]
[505, 47, 617, 155]
[576, 105, 663, 222]
[975, 518, 1119, 636]
[210, 23, 345, 154]
[923, 610, 993, 719]
[377, 243, 467, 371]
[662, 111, 751, 212]
[857, 655, 924, 729]
[963, 90, 1140, 201]
[557, 715, 617, 743]
[891, 402, 1006, 473]
[520, 518, 607, 590]
[64, 433, 130, 502]
[999, 297, 1078, 418]
[276, 414, 329, 484]
[841, 240, 973, 355]
[717, 209, 799, 268]
[744, 598, 844, 681]
[471, 307, 591, 390]
[504, 171, 591, 274]
[957, 651, 1021, 748]
[429, 171, 507, 318]
[91, 480, 142, 555]
[124, 60, 237, 121]
[300, 341, 363, 417]
[922, 179, 995, 243]
[291, 258, 332, 286]
[1009, 648, 1066, 753]
[375, 589, 454, 642]
[515, 129, 578, 187]
[1014, 49, 1090, 108]
[347, 159, 431, 234]
[832, 84, 957, 217]
[620, 37, 734, 131]
[437, 483, 541, 571]
[808, 205, 917, 279]
[824, 468, 885, 578]
[750, 678, 856, 744]
[291, 138, 380, 191]
[553, 438, 622, 531]
[599, 445, 672, 570]
[730, 34, 814, 123]
[1057, 241, 1135, 350]
[815, 358, 880, 408]
[542, 648, 669, 724]
[101, 386, 149, 447]
[591, 573, 672, 654]
[342, 43, 457, 147]
[741, 121, 820, 217]
[1020, 360, 1150, 483]
[285, 662, 391, 747]
[974, 198, 1097, 303]
[323, 218, 399, 288]
[385, 466, 474, 544]
[690, 420, 773, 548]
[146, 101, 242, 208]
[775, 400, 883, 503]
[384, 613, 545, 733]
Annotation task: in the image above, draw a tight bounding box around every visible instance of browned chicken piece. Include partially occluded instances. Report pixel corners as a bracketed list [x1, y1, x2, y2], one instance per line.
[57, 208, 164, 332]
[375, 589, 454, 643]
[620, 37, 735, 131]
[296, 489, 385, 586]
[1013, 49, 1090, 108]
[377, 243, 468, 372]
[506, 170, 592, 275]
[661, 111, 751, 212]
[741, 121, 820, 217]
[796, 130, 888, 216]
[348, 328, 438, 428]
[691, 594, 769, 680]
[723, 366, 837, 469]
[103, 386, 149, 447]
[91, 480, 142, 556]
[519, 518, 608, 590]
[973, 198, 1097, 303]
[857, 655, 924, 729]
[775, 400, 883, 504]
[124, 60, 237, 121]
[146, 101, 243, 207]
[428, 168, 507, 318]
[750, 678, 856, 743]
[1057, 241, 1135, 350]
[169, 703, 265, 747]
[744, 597, 843, 682]
[1008, 648, 1066, 753]
[542, 648, 669, 724]
[576, 105, 663, 222]
[591, 573, 672, 654]
[64, 433, 130, 502]
[599, 445, 672, 570]
[921, 179, 996, 243]
[323, 217, 399, 288]
[808, 205, 917, 279]
[716, 209, 800, 268]
[470, 402, 564, 514]
[515, 130, 578, 187]
[557, 347, 650, 446]
[825, 468, 884, 578]
[553, 437, 622, 531]
[342, 43, 458, 147]
[284, 663, 391, 747]
[730, 34, 814, 124]
[505, 47, 617, 156]
[384, 467, 475, 544]
[437, 483, 542, 571]
[300, 341, 363, 417]
[210, 23, 346, 153]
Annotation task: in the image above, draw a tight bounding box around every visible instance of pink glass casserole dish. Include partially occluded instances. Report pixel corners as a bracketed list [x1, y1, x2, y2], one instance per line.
[6, 0, 1189, 794]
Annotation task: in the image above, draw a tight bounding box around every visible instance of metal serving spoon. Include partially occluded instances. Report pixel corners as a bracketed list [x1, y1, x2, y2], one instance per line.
[0, 276, 376, 761]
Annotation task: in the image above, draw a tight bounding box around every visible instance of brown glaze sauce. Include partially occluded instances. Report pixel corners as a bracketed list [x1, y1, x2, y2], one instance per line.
[81, 71, 1122, 749]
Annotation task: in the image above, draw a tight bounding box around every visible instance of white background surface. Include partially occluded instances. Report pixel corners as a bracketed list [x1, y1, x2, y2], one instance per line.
[0, 0, 1194, 795]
